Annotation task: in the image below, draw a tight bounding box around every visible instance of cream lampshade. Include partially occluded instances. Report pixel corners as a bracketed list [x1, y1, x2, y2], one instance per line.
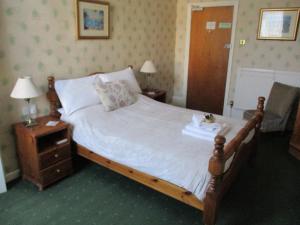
[140, 60, 157, 90]
[10, 77, 42, 127]
[140, 60, 157, 74]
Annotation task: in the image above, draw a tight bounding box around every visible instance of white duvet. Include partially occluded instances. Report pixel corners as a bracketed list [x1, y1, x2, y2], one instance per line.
[61, 95, 253, 201]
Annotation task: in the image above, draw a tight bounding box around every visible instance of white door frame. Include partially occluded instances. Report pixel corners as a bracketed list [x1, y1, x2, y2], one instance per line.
[182, 0, 239, 115]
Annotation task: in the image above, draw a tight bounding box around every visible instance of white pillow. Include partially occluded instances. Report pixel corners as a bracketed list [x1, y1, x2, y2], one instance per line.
[55, 75, 101, 115]
[57, 108, 64, 114]
[99, 67, 142, 93]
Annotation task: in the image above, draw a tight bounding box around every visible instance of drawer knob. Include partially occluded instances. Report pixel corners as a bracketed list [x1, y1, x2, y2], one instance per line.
[56, 169, 61, 173]
[54, 154, 59, 158]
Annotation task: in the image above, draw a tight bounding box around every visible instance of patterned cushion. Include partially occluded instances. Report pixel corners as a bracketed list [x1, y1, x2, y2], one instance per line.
[94, 78, 137, 111]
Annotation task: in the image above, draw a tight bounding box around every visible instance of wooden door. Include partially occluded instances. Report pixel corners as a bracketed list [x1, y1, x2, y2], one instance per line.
[187, 6, 233, 114]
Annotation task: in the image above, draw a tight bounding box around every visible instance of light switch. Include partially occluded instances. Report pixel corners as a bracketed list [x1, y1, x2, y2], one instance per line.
[239, 39, 246, 46]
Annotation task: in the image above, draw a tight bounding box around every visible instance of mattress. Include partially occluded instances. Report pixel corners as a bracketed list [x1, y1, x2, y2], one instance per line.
[61, 95, 253, 200]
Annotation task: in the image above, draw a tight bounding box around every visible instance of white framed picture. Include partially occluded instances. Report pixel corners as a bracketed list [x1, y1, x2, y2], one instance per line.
[257, 8, 300, 41]
[76, 0, 110, 39]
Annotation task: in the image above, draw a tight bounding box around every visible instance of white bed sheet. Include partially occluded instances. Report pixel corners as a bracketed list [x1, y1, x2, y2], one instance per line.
[61, 95, 254, 200]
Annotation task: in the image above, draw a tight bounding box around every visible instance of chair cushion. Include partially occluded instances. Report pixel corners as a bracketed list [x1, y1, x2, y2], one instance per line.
[266, 82, 298, 117]
[243, 110, 285, 132]
[286, 89, 300, 130]
[243, 110, 256, 120]
[261, 111, 286, 132]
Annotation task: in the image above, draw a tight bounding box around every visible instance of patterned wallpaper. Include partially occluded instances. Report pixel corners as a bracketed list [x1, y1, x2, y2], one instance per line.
[0, 0, 176, 176]
[174, 0, 300, 103]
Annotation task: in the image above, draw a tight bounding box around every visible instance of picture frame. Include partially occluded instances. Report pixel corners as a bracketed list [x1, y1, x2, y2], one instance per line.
[76, 0, 110, 39]
[257, 8, 300, 41]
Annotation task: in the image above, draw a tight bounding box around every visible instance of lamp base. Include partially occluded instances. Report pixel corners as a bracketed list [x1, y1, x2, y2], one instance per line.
[23, 98, 38, 127]
[25, 118, 38, 127]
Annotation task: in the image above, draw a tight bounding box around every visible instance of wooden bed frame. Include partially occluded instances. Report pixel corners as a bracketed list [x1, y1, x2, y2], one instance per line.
[47, 75, 265, 225]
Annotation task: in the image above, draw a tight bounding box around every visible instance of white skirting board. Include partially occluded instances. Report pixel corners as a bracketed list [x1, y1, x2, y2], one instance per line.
[5, 169, 20, 183]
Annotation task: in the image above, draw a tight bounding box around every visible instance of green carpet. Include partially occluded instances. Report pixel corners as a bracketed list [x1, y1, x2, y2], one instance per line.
[1, 135, 300, 225]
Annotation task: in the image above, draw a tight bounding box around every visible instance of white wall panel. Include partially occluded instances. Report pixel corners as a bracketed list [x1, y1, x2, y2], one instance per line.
[234, 68, 300, 111]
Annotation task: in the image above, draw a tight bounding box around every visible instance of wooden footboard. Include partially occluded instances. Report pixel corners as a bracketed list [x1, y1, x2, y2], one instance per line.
[77, 144, 204, 210]
[203, 97, 265, 225]
[47, 75, 265, 225]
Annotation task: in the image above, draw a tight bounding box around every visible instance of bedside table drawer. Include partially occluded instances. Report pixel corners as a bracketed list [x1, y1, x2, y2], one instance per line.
[39, 145, 71, 170]
[40, 159, 72, 186]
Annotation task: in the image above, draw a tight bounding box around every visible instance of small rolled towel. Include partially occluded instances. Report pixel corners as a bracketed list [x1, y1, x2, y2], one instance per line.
[192, 114, 205, 128]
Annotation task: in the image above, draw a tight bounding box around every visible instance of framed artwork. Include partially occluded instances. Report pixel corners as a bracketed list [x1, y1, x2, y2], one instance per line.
[76, 0, 110, 39]
[257, 8, 300, 40]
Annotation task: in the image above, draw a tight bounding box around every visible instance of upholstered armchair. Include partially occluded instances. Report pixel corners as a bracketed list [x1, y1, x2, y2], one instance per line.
[243, 82, 299, 133]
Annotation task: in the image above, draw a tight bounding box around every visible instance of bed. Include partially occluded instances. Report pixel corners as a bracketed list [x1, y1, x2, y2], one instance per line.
[47, 71, 265, 225]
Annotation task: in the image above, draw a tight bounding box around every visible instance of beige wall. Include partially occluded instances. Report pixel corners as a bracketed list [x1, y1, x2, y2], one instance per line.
[174, 0, 300, 103]
[0, 0, 176, 176]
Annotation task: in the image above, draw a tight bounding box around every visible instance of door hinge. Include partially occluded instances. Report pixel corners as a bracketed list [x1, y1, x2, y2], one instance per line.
[192, 5, 203, 11]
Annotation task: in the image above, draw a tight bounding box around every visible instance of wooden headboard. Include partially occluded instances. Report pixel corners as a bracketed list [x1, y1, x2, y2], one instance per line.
[47, 76, 62, 118]
[47, 66, 133, 118]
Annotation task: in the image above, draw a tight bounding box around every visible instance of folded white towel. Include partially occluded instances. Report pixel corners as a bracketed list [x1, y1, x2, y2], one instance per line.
[193, 122, 221, 132]
[182, 123, 231, 141]
[185, 123, 220, 138]
[182, 128, 215, 141]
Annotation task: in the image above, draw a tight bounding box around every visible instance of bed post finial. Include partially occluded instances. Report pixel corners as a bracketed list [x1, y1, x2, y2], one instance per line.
[48, 76, 54, 89]
[255, 96, 265, 129]
[203, 135, 226, 225]
[257, 96, 265, 114]
[47, 76, 60, 118]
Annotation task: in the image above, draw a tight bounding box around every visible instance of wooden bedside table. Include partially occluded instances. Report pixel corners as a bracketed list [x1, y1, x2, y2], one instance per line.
[289, 102, 300, 160]
[142, 89, 166, 103]
[14, 116, 73, 190]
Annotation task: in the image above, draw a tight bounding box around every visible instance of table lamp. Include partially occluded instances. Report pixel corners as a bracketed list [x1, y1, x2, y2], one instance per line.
[140, 60, 157, 91]
[10, 76, 42, 127]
